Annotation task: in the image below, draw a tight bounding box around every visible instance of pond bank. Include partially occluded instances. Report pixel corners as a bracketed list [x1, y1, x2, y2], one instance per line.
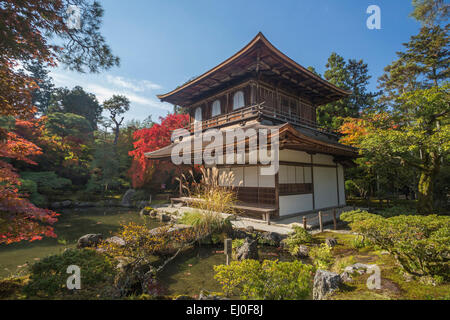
[156, 205, 356, 234]
[0, 207, 162, 278]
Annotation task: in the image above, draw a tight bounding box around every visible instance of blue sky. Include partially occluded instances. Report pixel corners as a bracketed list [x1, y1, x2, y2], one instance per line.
[51, 0, 421, 123]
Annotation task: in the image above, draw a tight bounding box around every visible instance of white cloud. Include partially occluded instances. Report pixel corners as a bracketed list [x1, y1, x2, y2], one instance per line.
[105, 75, 162, 92]
[50, 70, 173, 116]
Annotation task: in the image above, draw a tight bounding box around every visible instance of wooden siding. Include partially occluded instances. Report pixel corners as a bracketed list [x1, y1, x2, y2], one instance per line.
[235, 187, 276, 205]
[279, 183, 313, 196]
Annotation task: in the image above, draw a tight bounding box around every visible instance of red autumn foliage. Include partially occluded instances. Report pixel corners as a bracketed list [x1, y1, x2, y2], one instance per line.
[0, 119, 59, 244]
[0, 0, 69, 244]
[128, 113, 189, 188]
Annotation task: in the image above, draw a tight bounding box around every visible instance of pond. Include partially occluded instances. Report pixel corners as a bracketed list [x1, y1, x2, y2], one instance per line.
[0, 207, 297, 298]
[0, 207, 162, 279]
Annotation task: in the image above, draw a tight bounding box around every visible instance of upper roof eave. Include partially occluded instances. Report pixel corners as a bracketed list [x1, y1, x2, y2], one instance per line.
[157, 32, 351, 105]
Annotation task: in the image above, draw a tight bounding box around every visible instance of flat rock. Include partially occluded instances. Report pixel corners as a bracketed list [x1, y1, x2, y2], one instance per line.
[313, 270, 342, 300]
[105, 236, 126, 247]
[77, 233, 103, 248]
[296, 245, 310, 258]
[236, 237, 258, 261]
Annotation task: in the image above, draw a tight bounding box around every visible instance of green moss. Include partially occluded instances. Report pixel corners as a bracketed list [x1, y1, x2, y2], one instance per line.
[317, 232, 450, 300]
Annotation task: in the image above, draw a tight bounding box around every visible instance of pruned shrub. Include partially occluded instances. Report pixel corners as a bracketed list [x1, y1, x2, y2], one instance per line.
[23, 249, 116, 298]
[378, 205, 417, 217]
[310, 243, 334, 269]
[214, 259, 314, 299]
[282, 226, 313, 255]
[341, 210, 450, 280]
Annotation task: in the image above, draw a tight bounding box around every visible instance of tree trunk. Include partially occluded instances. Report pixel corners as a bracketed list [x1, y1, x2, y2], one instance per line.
[417, 153, 440, 214]
[113, 124, 120, 147]
[417, 170, 433, 214]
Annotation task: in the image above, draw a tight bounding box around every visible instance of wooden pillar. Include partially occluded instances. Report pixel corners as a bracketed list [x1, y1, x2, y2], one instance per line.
[318, 211, 323, 233]
[303, 216, 307, 230]
[310, 154, 315, 211]
[336, 164, 340, 207]
[333, 209, 337, 230]
[274, 171, 280, 219]
[224, 238, 232, 266]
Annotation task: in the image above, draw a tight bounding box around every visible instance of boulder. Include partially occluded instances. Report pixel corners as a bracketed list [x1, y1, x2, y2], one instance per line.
[50, 202, 61, 209]
[259, 231, 282, 246]
[105, 236, 125, 247]
[344, 263, 370, 275]
[149, 224, 191, 236]
[74, 201, 94, 208]
[325, 237, 338, 247]
[313, 270, 342, 300]
[139, 207, 155, 217]
[232, 229, 250, 239]
[198, 290, 228, 300]
[159, 213, 171, 222]
[77, 233, 103, 248]
[61, 200, 72, 208]
[236, 237, 258, 261]
[245, 226, 255, 233]
[121, 189, 136, 207]
[296, 245, 310, 258]
[340, 271, 353, 283]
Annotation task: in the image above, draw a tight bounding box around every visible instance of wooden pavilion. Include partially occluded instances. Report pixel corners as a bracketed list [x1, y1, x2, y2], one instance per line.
[146, 32, 358, 221]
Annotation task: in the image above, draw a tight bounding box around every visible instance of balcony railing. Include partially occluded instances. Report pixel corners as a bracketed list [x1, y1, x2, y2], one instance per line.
[183, 103, 338, 137]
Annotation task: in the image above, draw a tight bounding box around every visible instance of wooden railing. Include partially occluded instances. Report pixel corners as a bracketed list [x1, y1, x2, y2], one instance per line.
[183, 104, 338, 137]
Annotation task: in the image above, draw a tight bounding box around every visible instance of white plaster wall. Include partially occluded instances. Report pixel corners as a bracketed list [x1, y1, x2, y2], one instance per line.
[312, 154, 335, 166]
[279, 165, 289, 184]
[218, 166, 275, 188]
[287, 166, 296, 183]
[313, 166, 338, 209]
[230, 167, 244, 187]
[258, 166, 275, 187]
[296, 167, 304, 183]
[304, 166, 312, 183]
[338, 164, 346, 205]
[279, 149, 311, 163]
[279, 194, 313, 216]
[244, 166, 258, 187]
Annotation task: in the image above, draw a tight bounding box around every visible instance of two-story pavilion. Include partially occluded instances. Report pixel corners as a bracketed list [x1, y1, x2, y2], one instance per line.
[146, 32, 358, 221]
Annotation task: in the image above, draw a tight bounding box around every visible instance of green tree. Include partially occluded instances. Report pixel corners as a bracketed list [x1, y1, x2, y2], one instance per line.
[317, 53, 378, 129]
[307, 66, 321, 77]
[45, 112, 93, 138]
[347, 59, 380, 115]
[87, 136, 121, 193]
[375, 15, 449, 213]
[356, 85, 449, 213]
[48, 86, 102, 130]
[103, 95, 130, 147]
[317, 53, 350, 129]
[24, 60, 55, 114]
[411, 0, 449, 26]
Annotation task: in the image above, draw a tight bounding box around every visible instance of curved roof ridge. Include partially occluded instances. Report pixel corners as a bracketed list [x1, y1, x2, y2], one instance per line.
[157, 32, 351, 103]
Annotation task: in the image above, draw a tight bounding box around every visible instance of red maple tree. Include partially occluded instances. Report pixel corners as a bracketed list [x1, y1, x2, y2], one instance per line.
[0, 119, 59, 244]
[128, 113, 189, 188]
